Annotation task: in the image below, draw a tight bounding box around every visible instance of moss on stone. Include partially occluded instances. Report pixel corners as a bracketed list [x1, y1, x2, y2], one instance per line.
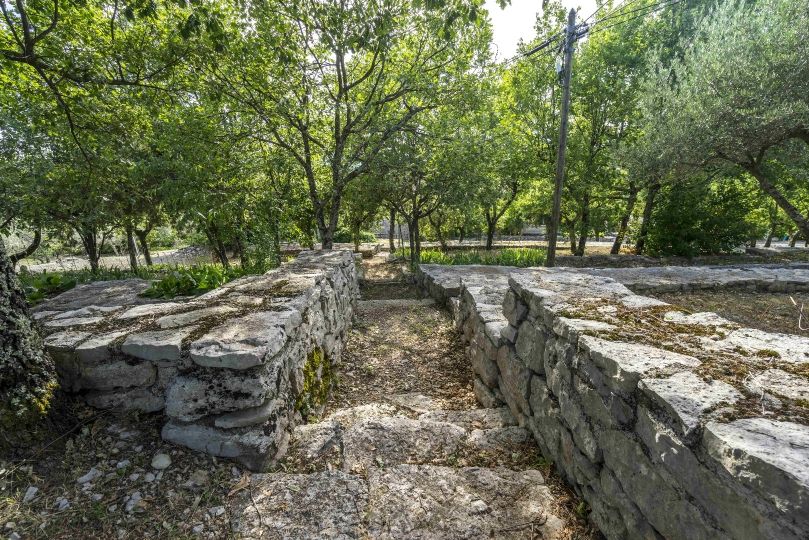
[295, 347, 333, 419]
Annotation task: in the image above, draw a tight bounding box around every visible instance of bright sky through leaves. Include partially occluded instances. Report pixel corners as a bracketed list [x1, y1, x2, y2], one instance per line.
[485, 0, 599, 60]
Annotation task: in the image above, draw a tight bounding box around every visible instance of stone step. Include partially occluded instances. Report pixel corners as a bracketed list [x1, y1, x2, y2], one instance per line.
[231, 465, 565, 539]
[287, 402, 534, 473]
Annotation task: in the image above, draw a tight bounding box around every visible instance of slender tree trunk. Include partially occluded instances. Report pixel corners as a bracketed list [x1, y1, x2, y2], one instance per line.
[0, 238, 56, 430]
[636, 181, 660, 255]
[414, 218, 422, 261]
[745, 165, 809, 240]
[790, 233, 798, 248]
[764, 231, 774, 248]
[134, 229, 153, 266]
[407, 218, 417, 265]
[125, 224, 139, 273]
[575, 195, 590, 257]
[10, 229, 42, 266]
[611, 184, 639, 254]
[204, 226, 230, 268]
[428, 214, 447, 250]
[568, 225, 577, 254]
[458, 226, 465, 245]
[388, 207, 396, 253]
[78, 228, 101, 274]
[484, 211, 496, 251]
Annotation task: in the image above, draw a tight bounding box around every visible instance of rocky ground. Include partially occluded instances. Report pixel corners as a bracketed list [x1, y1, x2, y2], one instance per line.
[1, 254, 597, 539]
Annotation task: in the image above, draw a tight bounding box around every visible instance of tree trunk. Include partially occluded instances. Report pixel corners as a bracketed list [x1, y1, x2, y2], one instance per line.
[611, 184, 639, 255]
[575, 195, 590, 257]
[790, 233, 798, 248]
[125, 224, 139, 273]
[10, 228, 42, 266]
[0, 238, 56, 431]
[635, 181, 660, 255]
[414, 218, 422, 261]
[484, 211, 496, 251]
[458, 226, 465, 245]
[745, 165, 809, 240]
[78, 228, 101, 274]
[134, 229, 153, 266]
[407, 218, 417, 265]
[204, 226, 230, 268]
[388, 207, 396, 253]
[764, 231, 774, 248]
[567, 223, 577, 255]
[428, 214, 448, 250]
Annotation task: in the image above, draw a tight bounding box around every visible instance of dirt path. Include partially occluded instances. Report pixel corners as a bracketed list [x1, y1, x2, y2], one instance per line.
[237, 255, 598, 539]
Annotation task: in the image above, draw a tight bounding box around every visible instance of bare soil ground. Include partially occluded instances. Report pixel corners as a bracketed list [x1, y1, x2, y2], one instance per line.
[656, 291, 809, 336]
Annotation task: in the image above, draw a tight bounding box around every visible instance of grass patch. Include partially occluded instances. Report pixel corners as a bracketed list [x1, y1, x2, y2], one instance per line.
[397, 248, 547, 267]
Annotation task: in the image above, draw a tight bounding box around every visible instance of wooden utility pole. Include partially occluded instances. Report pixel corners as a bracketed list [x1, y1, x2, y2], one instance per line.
[545, 8, 576, 268]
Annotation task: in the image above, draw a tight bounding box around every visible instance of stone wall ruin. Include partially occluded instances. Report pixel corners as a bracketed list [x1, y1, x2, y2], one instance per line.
[416, 263, 809, 540]
[36, 250, 360, 470]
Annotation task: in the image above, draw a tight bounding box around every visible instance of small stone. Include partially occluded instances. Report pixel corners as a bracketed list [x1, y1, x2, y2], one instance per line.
[124, 491, 143, 513]
[116, 460, 131, 469]
[77, 467, 102, 485]
[22, 486, 38, 503]
[55, 497, 70, 511]
[144, 473, 156, 483]
[9, 532, 21, 540]
[469, 500, 488, 514]
[192, 524, 204, 534]
[188, 469, 209, 487]
[129, 473, 140, 482]
[151, 453, 172, 470]
[208, 506, 225, 517]
[91, 493, 104, 501]
[4, 522, 15, 530]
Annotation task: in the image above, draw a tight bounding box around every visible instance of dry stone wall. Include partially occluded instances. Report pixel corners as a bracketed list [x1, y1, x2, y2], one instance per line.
[36, 250, 360, 470]
[415, 263, 809, 540]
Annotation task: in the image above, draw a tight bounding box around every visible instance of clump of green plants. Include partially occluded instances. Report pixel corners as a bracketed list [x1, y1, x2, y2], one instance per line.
[397, 247, 546, 267]
[141, 264, 248, 298]
[20, 272, 78, 304]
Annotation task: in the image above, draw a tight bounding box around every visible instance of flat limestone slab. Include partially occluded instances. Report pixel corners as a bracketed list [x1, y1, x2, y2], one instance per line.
[231, 471, 369, 539]
[189, 309, 302, 370]
[579, 335, 701, 396]
[121, 327, 197, 362]
[366, 465, 565, 539]
[640, 371, 741, 437]
[703, 418, 809, 529]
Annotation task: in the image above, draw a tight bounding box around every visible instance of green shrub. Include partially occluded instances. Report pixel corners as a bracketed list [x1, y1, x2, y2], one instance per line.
[333, 227, 377, 244]
[646, 178, 762, 257]
[398, 248, 546, 267]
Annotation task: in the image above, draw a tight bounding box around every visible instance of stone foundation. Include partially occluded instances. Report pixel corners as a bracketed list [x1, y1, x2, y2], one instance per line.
[416, 263, 809, 540]
[36, 250, 360, 470]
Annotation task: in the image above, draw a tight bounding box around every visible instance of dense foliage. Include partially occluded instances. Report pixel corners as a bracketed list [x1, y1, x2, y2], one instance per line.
[2, 0, 808, 426]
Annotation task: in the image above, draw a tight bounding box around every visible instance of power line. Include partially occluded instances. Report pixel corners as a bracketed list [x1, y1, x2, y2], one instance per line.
[589, 0, 684, 35]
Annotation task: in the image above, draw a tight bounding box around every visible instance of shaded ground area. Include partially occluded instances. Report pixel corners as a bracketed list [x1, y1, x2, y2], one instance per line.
[0, 397, 240, 539]
[656, 291, 809, 336]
